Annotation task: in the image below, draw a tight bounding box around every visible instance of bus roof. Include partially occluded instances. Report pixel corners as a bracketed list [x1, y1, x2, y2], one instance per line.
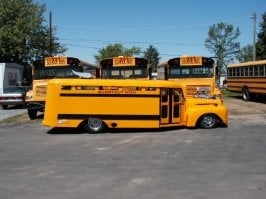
[227, 59, 266, 68]
[100, 56, 148, 67]
[158, 56, 214, 67]
[33, 57, 97, 68]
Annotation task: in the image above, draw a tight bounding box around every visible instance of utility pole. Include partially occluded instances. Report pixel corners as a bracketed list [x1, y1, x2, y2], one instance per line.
[251, 12, 256, 61]
[49, 11, 52, 56]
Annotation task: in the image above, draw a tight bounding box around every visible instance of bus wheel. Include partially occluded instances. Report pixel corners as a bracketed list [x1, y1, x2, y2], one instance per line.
[242, 87, 250, 101]
[84, 118, 105, 133]
[198, 114, 217, 129]
[28, 109, 37, 120]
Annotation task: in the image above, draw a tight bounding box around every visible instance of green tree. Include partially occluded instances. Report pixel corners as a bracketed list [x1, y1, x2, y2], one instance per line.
[205, 22, 240, 80]
[256, 11, 266, 60]
[0, 0, 66, 65]
[94, 43, 141, 64]
[237, 44, 253, 62]
[142, 45, 160, 71]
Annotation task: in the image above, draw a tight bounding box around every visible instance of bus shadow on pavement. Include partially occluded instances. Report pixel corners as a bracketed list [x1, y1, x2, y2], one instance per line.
[230, 95, 266, 104]
[105, 127, 184, 134]
[47, 127, 86, 134]
[47, 126, 189, 135]
[46, 123, 227, 135]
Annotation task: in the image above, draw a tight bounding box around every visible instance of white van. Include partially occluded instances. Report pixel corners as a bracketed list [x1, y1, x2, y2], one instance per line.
[0, 63, 29, 109]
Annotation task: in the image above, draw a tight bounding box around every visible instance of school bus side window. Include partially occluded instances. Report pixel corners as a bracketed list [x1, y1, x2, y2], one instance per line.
[173, 90, 180, 102]
[161, 90, 168, 102]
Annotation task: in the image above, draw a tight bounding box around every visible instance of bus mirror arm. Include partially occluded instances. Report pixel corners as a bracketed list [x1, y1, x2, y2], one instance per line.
[72, 70, 93, 78]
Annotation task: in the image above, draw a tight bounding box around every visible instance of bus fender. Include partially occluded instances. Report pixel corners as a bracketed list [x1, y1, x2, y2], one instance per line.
[185, 105, 228, 127]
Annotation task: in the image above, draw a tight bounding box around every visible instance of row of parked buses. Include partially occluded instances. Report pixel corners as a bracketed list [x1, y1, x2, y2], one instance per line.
[25, 55, 228, 133]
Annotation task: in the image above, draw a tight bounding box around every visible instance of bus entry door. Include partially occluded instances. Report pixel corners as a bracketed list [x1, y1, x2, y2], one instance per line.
[160, 89, 181, 124]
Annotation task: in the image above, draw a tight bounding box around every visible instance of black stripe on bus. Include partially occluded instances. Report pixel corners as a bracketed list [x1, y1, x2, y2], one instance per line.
[58, 114, 159, 120]
[60, 93, 160, 98]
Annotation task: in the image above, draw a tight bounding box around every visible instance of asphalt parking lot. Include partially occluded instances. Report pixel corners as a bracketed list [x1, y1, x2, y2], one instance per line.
[0, 97, 266, 199]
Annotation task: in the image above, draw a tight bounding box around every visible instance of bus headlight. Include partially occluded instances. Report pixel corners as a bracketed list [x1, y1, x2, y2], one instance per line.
[194, 87, 211, 99]
[25, 90, 33, 101]
[25, 95, 33, 100]
[213, 93, 222, 99]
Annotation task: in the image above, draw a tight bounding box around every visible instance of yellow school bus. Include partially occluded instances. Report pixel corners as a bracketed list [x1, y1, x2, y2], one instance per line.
[42, 78, 228, 133]
[158, 56, 222, 99]
[25, 56, 150, 120]
[227, 60, 266, 100]
[99, 56, 151, 79]
[25, 56, 98, 119]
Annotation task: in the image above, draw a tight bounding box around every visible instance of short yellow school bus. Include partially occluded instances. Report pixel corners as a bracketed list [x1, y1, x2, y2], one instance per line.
[42, 79, 228, 133]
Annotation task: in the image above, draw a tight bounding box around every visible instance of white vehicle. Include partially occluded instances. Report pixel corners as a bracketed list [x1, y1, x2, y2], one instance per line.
[0, 63, 26, 109]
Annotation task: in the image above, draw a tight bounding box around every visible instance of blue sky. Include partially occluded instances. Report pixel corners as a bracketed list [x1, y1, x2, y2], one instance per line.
[37, 0, 265, 63]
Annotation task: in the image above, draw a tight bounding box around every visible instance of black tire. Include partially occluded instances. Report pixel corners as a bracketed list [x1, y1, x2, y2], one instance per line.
[28, 109, 38, 120]
[242, 87, 250, 101]
[2, 105, 8, 110]
[198, 114, 217, 129]
[84, 117, 105, 133]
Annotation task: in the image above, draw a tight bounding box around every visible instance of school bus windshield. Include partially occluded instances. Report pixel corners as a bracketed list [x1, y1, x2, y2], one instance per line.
[32, 57, 98, 80]
[102, 66, 148, 79]
[33, 66, 83, 79]
[100, 56, 150, 79]
[169, 65, 214, 78]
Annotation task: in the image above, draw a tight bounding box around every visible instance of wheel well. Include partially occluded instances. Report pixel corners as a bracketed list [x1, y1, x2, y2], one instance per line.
[77, 119, 87, 131]
[78, 118, 108, 132]
[242, 86, 248, 92]
[242, 86, 251, 101]
[196, 113, 220, 127]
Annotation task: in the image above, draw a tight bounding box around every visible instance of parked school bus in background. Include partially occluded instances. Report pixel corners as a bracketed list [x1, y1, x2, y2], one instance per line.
[158, 56, 222, 100]
[42, 79, 228, 133]
[99, 56, 151, 79]
[26, 56, 149, 120]
[25, 56, 98, 119]
[227, 60, 266, 101]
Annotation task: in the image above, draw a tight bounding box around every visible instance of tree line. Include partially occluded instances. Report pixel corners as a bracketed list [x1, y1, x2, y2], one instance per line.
[0, 0, 265, 79]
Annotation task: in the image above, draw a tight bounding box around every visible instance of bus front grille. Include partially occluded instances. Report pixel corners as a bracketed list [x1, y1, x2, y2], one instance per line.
[36, 85, 47, 97]
[186, 85, 210, 96]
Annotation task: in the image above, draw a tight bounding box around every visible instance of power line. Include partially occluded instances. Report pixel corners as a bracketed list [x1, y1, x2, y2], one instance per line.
[65, 43, 101, 50]
[64, 43, 194, 58]
[61, 39, 204, 46]
[57, 17, 248, 32]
